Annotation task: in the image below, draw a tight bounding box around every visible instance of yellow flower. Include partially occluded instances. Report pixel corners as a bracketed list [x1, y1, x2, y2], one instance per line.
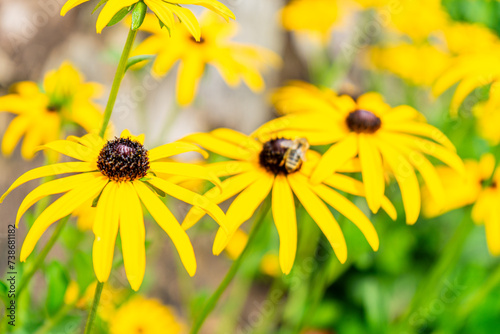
[368, 43, 450, 87]
[61, 0, 235, 37]
[255, 82, 464, 224]
[110, 295, 184, 334]
[181, 128, 397, 274]
[473, 87, 500, 146]
[422, 154, 500, 255]
[433, 47, 500, 115]
[352, 0, 392, 8]
[442, 22, 500, 55]
[0, 129, 228, 290]
[131, 12, 280, 106]
[0, 62, 104, 161]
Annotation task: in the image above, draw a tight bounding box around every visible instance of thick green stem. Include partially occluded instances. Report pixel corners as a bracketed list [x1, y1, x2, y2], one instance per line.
[190, 200, 271, 334]
[98, 27, 138, 138]
[17, 216, 69, 297]
[84, 282, 104, 334]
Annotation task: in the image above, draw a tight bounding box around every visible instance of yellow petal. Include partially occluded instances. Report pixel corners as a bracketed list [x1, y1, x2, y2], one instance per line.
[174, 0, 235, 21]
[451, 75, 489, 114]
[60, 0, 90, 16]
[20, 176, 107, 262]
[383, 122, 456, 152]
[182, 133, 254, 161]
[310, 133, 358, 184]
[205, 161, 255, 177]
[134, 181, 197, 276]
[1, 116, 30, 157]
[144, 0, 176, 29]
[311, 183, 379, 251]
[484, 206, 500, 255]
[96, 0, 137, 34]
[176, 55, 205, 106]
[120, 129, 145, 145]
[1, 162, 97, 203]
[212, 172, 274, 255]
[150, 162, 222, 189]
[165, 3, 200, 41]
[21, 121, 45, 160]
[148, 141, 208, 161]
[211, 128, 262, 153]
[272, 174, 297, 274]
[359, 134, 385, 213]
[39, 140, 96, 162]
[381, 105, 424, 123]
[287, 173, 347, 264]
[119, 182, 146, 291]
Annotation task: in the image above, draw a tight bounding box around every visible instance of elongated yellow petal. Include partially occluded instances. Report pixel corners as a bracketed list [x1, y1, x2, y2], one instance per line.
[177, 55, 205, 106]
[485, 205, 500, 255]
[20, 176, 107, 262]
[119, 182, 146, 291]
[165, 3, 200, 41]
[1, 162, 97, 203]
[21, 121, 45, 160]
[211, 128, 262, 153]
[96, 0, 138, 33]
[272, 175, 297, 274]
[40, 140, 96, 162]
[359, 134, 385, 214]
[383, 122, 456, 152]
[1, 116, 29, 157]
[60, 0, 90, 15]
[148, 141, 208, 161]
[172, 0, 235, 21]
[381, 105, 423, 123]
[212, 172, 274, 255]
[182, 133, 255, 161]
[182, 170, 262, 230]
[134, 181, 196, 276]
[148, 177, 227, 232]
[311, 133, 358, 184]
[16, 172, 102, 226]
[92, 182, 121, 283]
[144, 0, 176, 28]
[451, 75, 489, 115]
[312, 183, 379, 251]
[205, 161, 255, 177]
[288, 173, 347, 263]
[378, 143, 420, 225]
[66, 133, 104, 152]
[150, 162, 221, 189]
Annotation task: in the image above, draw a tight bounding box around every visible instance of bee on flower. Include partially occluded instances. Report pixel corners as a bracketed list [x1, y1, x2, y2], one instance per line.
[0, 62, 105, 161]
[0, 129, 229, 290]
[130, 12, 281, 106]
[254, 81, 465, 224]
[181, 128, 397, 274]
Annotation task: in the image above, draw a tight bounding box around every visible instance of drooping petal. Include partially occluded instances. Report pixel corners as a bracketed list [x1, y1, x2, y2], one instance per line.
[287, 173, 347, 264]
[0, 162, 97, 202]
[60, 0, 91, 16]
[96, 0, 138, 33]
[148, 141, 208, 161]
[176, 54, 205, 106]
[383, 122, 456, 152]
[134, 181, 196, 276]
[119, 182, 146, 291]
[165, 3, 201, 41]
[21, 120, 45, 160]
[144, 0, 176, 28]
[20, 176, 107, 262]
[272, 175, 297, 274]
[182, 133, 255, 161]
[150, 162, 222, 189]
[92, 182, 121, 283]
[1, 116, 30, 157]
[39, 140, 97, 162]
[484, 204, 500, 255]
[173, 0, 235, 21]
[310, 133, 358, 184]
[358, 134, 385, 214]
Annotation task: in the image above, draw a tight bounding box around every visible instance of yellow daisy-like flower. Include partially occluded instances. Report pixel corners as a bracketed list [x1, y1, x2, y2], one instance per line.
[255, 82, 465, 224]
[422, 154, 500, 255]
[181, 128, 397, 274]
[0, 62, 104, 161]
[369, 43, 450, 87]
[110, 296, 184, 334]
[442, 22, 500, 55]
[473, 87, 500, 146]
[0, 129, 228, 290]
[61, 0, 235, 37]
[131, 12, 280, 106]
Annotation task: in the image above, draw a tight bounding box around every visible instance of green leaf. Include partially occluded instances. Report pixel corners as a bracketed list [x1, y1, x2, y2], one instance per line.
[45, 262, 70, 316]
[144, 181, 166, 197]
[92, 0, 109, 14]
[126, 55, 154, 71]
[107, 6, 132, 27]
[131, 1, 147, 31]
[72, 251, 94, 293]
[157, 17, 172, 36]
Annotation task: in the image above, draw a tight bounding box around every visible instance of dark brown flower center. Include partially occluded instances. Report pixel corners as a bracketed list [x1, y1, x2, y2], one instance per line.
[346, 109, 381, 133]
[46, 105, 59, 112]
[97, 137, 149, 182]
[259, 138, 308, 175]
[190, 36, 205, 43]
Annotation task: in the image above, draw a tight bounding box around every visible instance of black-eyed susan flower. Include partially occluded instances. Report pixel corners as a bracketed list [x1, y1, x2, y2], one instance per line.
[0, 62, 104, 161]
[61, 0, 234, 37]
[422, 154, 500, 255]
[254, 82, 465, 224]
[130, 12, 280, 106]
[110, 295, 184, 334]
[181, 128, 397, 274]
[0, 129, 228, 290]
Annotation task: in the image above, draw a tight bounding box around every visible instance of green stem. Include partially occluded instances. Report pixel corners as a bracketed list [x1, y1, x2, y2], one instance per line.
[16, 216, 69, 297]
[395, 212, 473, 332]
[252, 278, 287, 334]
[98, 27, 138, 138]
[190, 200, 271, 334]
[84, 282, 104, 334]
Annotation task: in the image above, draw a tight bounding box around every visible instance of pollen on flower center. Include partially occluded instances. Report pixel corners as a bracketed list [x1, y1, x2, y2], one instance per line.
[259, 138, 304, 175]
[97, 137, 149, 182]
[346, 109, 382, 133]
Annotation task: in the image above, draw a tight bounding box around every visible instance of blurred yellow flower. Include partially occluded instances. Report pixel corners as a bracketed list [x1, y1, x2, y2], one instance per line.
[369, 43, 450, 87]
[182, 128, 397, 274]
[473, 87, 500, 146]
[442, 22, 500, 55]
[0, 62, 104, 161]
[110, 296, 184, 334]
[422, 154, 500, 255]
[0, 129, 228, 290]
[61, 0, 234, 37]
[131, 12, 280, 106]
[256, 82, 464, 224]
